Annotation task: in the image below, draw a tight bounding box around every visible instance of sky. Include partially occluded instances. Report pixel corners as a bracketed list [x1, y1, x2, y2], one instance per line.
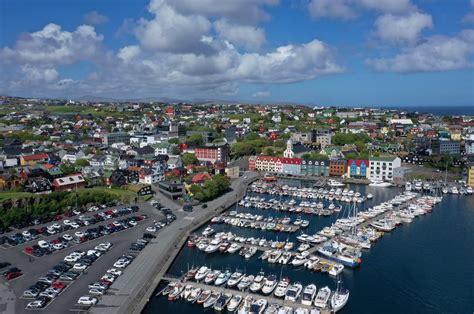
[0, 0, 473, 106]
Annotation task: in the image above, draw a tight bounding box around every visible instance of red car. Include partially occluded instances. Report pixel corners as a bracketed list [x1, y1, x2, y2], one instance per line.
[51, 281, 66, 289]
[24, 247, 33, 254]
[5, 272, 22, 280]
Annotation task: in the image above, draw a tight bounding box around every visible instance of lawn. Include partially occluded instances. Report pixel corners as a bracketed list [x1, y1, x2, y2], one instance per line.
[0, 191, 34, 202]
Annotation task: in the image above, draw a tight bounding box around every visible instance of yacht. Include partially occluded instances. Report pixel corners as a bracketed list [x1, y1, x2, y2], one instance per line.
[245, 246, 258, 259]
[215, 270, 232, 286]
[203, 291, 221, 308]
[330, 285, 349, 312]
[202, 227, 215, 237]
[194, 266, 210, 281]
[261, 274, 278, 295]
[250, 272, 266, 292]
[291, 253, 308, 266]
[228, 243, 242, 254]
[314, 286, 331, 308]
[204, 239, 221, 253]
[237, 274, 254, 291]
[274, 278, 290, 298]
[328, 179, 345, 187]
[204, 270, 221, 284]
[250, 299, 268, 314]
[301, 284, 317, 306]
[369, 181, 392, 187]
[227, 294, 243, 312]
[214, 293, 232, 311]
[227, 271, 244, 288]
[284, 282, 303, 302]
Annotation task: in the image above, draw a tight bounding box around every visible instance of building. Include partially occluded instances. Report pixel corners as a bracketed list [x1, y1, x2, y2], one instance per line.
[321, 147, 344, 160]
[20, 153, 49, 166]
[225, 166, 239, 179]
[253, 156, 283, 173]
[192, 172, 212, 184]
[388, 118, 413, 125]
[368, 156, 402, 182]
[329, 160, 347, 177]
[126, 184, 153, 196]
[393, 167, 412, 185]
[52, 174, 86, 191]
[465, 135, 474, 155]
[24, 177, 52, 193]
[310, 128, 332, 148]
[158, 179, 184, 200]
[346, 159, 369, 179]
[467, 163, 474, 187]
[281, 157, 301, 175]
[283, 139, 295, 158]
[0, 173, 22, 190]
[431, 138, 460, 155]
[194, 144, 230, 163]
[102, 132, 130, 146]
[300, 159, 329, 176]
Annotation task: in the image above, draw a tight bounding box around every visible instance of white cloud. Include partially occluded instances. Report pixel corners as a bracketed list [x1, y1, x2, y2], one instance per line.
[214, 20, 266, 50]
[21, 65, 58, 82]
[375, 12, 433, 43]
[366, 30, 474, 72]
[308, 0, 415, 19]
[117, 45, 141, 63]
[84, 11, 109, 25]
[253, 91, 271, 97]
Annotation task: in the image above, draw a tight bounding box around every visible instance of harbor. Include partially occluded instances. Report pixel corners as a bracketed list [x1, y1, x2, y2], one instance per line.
[143, 179, 474, 314]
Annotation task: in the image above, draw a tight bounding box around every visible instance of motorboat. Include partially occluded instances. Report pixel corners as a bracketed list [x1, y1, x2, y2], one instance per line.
[329, 263, 344, 277]
[274, 278, 290, 298]
[227, 271, 244, 287]
[238, 295, 254, 314]
[250, 299, 268, 314]
[202, 227, 215, 237]
[250, 272, 265, 292]
[196, 289, 211, 305]
[227, 294, 243, 312]
[261, 274, 278, 295]
[265, 303, 280, 314]
[245, 246, 258, 259]
[167, 283, 183, 301]
[204, 270, 221, 284]
[215, 270, 232, 286]
[237, 274, 254, 291]
[368, 181, 392, 187]
[203, 291, 221, 308]
[284, 282, 303, 302]
[301, 284, 317, 306]
[314, 286, 331, 308]
[228, 243, 242, 254]
[186, 287, 202, 303]
[181, 284, 193, 299]
[214, 293, 232, 311]
[194, 266, 210, 281]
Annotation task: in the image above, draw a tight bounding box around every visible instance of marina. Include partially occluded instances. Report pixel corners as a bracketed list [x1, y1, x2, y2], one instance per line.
[144, 179, 474, 314]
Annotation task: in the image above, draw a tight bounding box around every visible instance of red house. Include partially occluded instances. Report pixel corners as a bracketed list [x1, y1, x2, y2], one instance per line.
[192, 172, 211, 184]
[52, 174, 86, 192]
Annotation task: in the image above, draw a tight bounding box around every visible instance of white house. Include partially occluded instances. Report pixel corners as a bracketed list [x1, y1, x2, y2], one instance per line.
[368, 156, 401, 182]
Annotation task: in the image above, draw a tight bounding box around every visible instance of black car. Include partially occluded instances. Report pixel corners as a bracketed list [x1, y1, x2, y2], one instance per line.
[143, 233, 156, 239]
[0, 262, 11, 269]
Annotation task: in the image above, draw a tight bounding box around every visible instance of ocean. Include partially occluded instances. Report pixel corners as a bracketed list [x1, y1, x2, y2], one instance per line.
[143, 183, 474, 313]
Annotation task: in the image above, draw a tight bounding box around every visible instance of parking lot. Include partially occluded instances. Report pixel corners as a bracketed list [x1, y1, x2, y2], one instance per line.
[0, 201, 167, 314]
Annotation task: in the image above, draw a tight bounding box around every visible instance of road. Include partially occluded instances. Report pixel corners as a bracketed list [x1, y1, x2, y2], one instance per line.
[90, 171, 258, 314]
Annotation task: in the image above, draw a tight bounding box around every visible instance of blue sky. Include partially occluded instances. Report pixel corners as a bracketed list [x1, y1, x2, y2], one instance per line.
[0, 0, 473, 106]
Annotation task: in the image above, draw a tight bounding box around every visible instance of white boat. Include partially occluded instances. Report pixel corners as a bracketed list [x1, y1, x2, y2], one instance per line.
[301, 284, 317, 306]
[238, 295, 254, 314]
[314, 286, 331, 308]
[202, 227, 215, 237]
[274, 278, 290, 298]
[196, 289, 211, 305]
[203, 291, 221, 308]
[284, 282, 303, 302]
[204, 270, 221, 284]
[277, 306, 294, 314]
[215, 270, 232, 286]
[330, 280, 349, 312]
[227, 271, 244, 287]
[181, 284, 193, 299]
[250, 299, 268, 314]
[250, 272, 265, 292]
[328, 180, 345, 187]
[291, 253, 308, 266]
[195, 266, 210, 281]
[329, 264, 344, 277]
[369, 181, 392, 187]
[451, 186, 459, 194]
[228, 243, 242, 254]
[245, 246, 258, 259]
[227, 294, 243, 312]
[467, 186, 473, 194]
[261, 274, 278, 295]
[186, 287, 202, 303]
[366, 193, 373, 199]
[237, 275, 254, 291]
[265, 303, 280, 314]
[214, 293, 232, 311]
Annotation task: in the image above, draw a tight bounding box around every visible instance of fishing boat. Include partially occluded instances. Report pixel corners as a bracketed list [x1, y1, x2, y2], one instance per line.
[227, 294, 243, 312]
[284, 282, 303, 302]
[167, 283, 183, 301]
[203, 291, 221, 308]
[184, 266, 198, 281]
[261, 274, 278, 295]
[330, 279, 350, 312]
[314, 286, 331, 308]
[214, 293, 232, 311]
[274, 278, 290, 298]
[301, 284, 317, 306]
[196, 289, 211, 305]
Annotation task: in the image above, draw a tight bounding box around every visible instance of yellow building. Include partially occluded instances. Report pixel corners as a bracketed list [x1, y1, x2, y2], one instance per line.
[468, 164, 474, 187]
[450, 132, 461, 141]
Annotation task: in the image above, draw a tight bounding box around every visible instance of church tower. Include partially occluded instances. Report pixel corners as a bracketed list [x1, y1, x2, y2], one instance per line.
[283, 138, 294, 158]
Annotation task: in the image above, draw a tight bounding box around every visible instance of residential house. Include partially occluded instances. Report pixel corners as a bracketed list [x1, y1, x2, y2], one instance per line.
[20, 153, 49, 166]
[0, 173, 22, 190]
[300, 159, 329, 176]
[24, 177, 52, 194]
[329, 160, 347, 177]
[346, 159, 369, 179]
[52, 174, 86, 191]
[368, 156, 402, 182]
[192, 172, 212, 184]
[320, 147, 344, 160]
[61, 150, 86, 163]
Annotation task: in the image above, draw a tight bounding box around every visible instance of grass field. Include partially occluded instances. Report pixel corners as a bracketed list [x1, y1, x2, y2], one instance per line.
[0, 191, 34, 202]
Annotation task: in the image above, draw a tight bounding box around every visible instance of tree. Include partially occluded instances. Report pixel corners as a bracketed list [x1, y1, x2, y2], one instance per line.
[60, 163, 76, 175]
[302, 152, 327, 161]
[168, 138, 179, 144]
[170, 146, 181, 155]
[187, 134, 204, 146]
[75, 159, 90, 168]
[231, 142, 256, 158]
[181, 153, 199, 166]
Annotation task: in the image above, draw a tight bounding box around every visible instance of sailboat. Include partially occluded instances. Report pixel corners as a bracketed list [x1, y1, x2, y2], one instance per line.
[330, 278, 349, 312]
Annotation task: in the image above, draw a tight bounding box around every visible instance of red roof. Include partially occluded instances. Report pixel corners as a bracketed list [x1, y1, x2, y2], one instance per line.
[347, 159, 369, 167]
[192, 172, 211, 183]
[43, 163, 55, 169]
[22, 153, 48, 161]
[256, 156, 302, 165]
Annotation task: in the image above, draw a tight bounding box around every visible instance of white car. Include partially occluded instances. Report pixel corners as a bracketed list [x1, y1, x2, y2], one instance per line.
[53, 243, 64, 250]
[146, 226, 157, 233]
[39, 290, 58, 298]
[87, 250, 101, 257]
[101, 242, 112, 249]
[64, 255, 80, 263]
[38, 240, 49, 248]
[73, 209, 81, 215]
[101, 274, 116, 283]
[26, 300, 46, 309]
[128, 220, 137, 227]
[23, 289, 39, 298]
[113, 261, 128, 268]
[70, 222, 80, 229]
[22, 230, 31, 238]
[77, 296, 98, 306]
[52, 223, 61, 229]
[45, 287, 62, 294]
[73, 263, 88, 271]
[75, 231, 85, 238]
[89, 288, 105, 296]
[63, 219, 72, 226]
[88, 206, 99, 212]
[62, 234, 73, 241]
[106, 268, 122, 276]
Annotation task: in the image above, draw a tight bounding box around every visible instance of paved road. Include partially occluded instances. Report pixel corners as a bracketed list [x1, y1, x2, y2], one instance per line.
[0, 203, 162, 314]
[90, 172, 258, 314]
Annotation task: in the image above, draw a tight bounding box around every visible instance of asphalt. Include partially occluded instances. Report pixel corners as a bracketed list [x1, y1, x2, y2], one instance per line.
[89, 171, 259, 314]
[0, 202, 163, 314]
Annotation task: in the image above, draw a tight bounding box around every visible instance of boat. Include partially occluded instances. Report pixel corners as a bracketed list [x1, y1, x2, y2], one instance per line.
[250, 272, 265, 292]
[366, 193, 373, 199]
[291, 253, 308, 266]
[237, 274, 254, 291]
[204, 270, 221, 284]
[301, 284, 317, 306]
[205, 239, 221, 253]
[186, 287, 202, 303]
[161, 282, 177, 296]
[330, 279, 349, 312]
[261, 274, 278, 295]
[202, 227, 215, 237]
[196, 289, 211, 304]
[215, 269, 232, 286]
[238, 295, 254, 314]
[181, 284, 193, 299]
[277, 306, 294, 314]
[467, 186, 473, 194]
[250, 299, 268, 314]
[227, 294, 243, 312]
[274, 278, 290, 298]
[228, 243, 242, 254]
[184, 267, 199, 281]
[195, 266, 210, 281]
[265, 303, 280, 314]
[314, 286, 331, 308]
[284, 282, 303, 302]
[203, 291, 221, 308]
[327, 179, 345, 187]
[227, 271, 244, 287]
[167, 283, 183, 301]
[214, 293, 232, 311]
[368, 181, 392, 187]
[245, 246, 258, 259]
[329, 263, 344, 277]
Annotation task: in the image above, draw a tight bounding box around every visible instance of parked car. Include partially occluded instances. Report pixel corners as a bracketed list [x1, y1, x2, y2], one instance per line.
[77, 296, 98, 306]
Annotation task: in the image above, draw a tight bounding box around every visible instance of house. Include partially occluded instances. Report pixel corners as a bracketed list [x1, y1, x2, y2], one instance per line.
[0, 173, 22, 190]
[194, 144, 230, 163]
[107, 169, 127, 186]
[52, 174, 86, 192]
[393, 167, 412, 185]
[158, 179, 184, 200]
[41, 164, 63, 179]
[20, 153, 49, 166]
[467, 163, 474, 187]
[192, 172, 212, 184]
[346, 159, 369, 179]
[320, 147, 344, 160]
[300, 159, 329, 176]
[61, 150, 86, 163]
[225, 166, 240, 179]
[126, 184, 153, 196]
[167, 156, 182, 170]
[368, 156, 402, 182]
[24, 177, 52, 194]
[329, 160, 347, 177]
[139, 167, 164, 185]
